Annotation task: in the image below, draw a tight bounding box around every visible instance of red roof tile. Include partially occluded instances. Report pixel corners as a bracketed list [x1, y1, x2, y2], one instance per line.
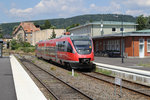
[13, 22, 40, 34]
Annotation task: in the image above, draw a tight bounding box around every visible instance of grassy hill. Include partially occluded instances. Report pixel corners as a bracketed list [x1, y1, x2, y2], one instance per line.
[0, 14, 136, 35]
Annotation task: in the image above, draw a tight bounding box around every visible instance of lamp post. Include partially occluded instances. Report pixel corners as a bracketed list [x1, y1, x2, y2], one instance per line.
[115, 14, 124, 63]
[121, 16, 124, 63]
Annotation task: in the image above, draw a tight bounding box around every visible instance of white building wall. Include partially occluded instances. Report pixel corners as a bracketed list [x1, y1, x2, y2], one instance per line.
[70, 25, 92, 36]
[32, 29, 66, 46]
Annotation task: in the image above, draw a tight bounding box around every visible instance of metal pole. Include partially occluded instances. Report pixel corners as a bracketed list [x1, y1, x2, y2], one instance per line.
[121, 16, 124, 63]
[72, 69, 74, 76]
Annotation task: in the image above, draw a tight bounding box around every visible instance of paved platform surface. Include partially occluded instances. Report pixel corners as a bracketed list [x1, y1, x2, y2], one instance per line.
[94, 56, 150, 71]
[10, 55, 47, 100]
[0, 57, 17, 100]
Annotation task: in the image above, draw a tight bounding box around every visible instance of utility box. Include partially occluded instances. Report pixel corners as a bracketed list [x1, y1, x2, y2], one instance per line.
[0, 40, 3, 58]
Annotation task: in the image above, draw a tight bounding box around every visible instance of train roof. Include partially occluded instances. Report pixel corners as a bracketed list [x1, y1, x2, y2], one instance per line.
[36, 35, 91, 44]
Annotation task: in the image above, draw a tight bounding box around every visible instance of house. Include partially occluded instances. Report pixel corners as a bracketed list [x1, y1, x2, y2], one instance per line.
[69, 21, 137, 37]
[93, 29, 150, 58]
[32, 29, 66, 46]
[13, 22, 40, 44]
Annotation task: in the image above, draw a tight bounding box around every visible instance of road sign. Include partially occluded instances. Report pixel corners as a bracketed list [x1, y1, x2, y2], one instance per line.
[115, 77, 122, 86]
[114, 77, 122, 98]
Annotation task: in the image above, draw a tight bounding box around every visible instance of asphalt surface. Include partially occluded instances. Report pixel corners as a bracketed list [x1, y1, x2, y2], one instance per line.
[0, 57, 17, 100]
[94, 56, 150, 71]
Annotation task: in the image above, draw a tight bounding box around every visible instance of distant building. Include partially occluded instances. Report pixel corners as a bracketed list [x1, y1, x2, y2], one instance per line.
[93, 29, 150, 58]
[3, 35, 12, 49]
[69, 21, 137, 37]
[13, 22, 40, 44]
[32, 29, 66, 46]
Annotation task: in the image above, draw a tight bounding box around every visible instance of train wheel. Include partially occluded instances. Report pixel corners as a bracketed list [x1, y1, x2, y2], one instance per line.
[65, 63, 72, 71]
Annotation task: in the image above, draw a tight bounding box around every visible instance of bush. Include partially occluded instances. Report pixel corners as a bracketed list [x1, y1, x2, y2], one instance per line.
[17, 47, 35, 53]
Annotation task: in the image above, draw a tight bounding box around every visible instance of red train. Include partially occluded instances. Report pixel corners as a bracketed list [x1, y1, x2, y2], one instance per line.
[35, 35, 95, 69]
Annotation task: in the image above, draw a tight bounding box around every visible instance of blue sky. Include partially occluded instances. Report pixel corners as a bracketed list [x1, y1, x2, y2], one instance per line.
[0, 0, 150, 23]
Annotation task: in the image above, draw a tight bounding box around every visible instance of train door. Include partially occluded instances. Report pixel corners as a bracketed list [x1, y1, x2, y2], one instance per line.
[139, 39, 144, 58]
[55, 42, 58, 62]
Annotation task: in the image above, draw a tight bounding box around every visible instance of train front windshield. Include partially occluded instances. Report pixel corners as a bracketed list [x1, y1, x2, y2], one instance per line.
[71, 36, 92, 55]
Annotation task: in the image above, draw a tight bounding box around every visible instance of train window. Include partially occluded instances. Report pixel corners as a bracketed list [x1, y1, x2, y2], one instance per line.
[67, 43, 73, 53]
[58, 41, 65, 51]
[35, 45, 37, 49]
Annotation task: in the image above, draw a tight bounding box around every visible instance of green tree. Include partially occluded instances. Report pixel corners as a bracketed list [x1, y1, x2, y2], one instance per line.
[145, 16, 150, 29]
[66, 23, 80, 32]
[50, 26, 56, 39]
[13, 25, 18, 31]
[0, 26, 3, 38]
[11, 39, 20, 50]
[136, 15, 147, 30]
[41, 20, 51, 30]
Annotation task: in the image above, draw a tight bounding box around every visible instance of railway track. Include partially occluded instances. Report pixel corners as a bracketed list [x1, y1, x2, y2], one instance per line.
[19, 57, 93, 100]
[81, 71, 150, 97]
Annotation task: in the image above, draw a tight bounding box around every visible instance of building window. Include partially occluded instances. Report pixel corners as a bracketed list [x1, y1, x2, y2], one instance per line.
[147, 39, 150, 52]
[96, 41, 99, 51]
[120, 28, 124, 31]
[112, 28, 116, 32]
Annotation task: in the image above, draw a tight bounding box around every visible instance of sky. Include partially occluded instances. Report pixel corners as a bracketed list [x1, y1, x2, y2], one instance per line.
[0, 0, 150, 23]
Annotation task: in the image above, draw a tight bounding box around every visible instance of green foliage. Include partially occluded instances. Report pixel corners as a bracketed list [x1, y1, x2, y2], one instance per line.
[96, 68, 112, 76]
[11, 39, 20, 50]
[0, 22, 19, 35]
[13, 25, 18, 31]
[50, 29, 56, 39]
[18, 47, 35, 53]
[40, 20, 51, 30]
[136, 15, 147, 30]
[0, 26, 3, 38]
[145, 16, 150, 29]
[66, 24, 80, 31]
[0, 34, 3, 38]
[11, 39, 33, 50]
[49, 26, 56, 39]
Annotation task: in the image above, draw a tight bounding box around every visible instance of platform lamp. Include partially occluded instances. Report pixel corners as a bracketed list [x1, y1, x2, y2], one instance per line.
[121, 15, 124, 63]
[115, 14, 124, 63]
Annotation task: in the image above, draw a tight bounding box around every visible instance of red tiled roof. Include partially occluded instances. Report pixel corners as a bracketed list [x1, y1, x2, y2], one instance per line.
[13, 22, 40, 34]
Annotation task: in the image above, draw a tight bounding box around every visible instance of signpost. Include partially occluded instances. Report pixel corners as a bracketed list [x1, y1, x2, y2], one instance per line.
[72, 69, 74, 76]
[114, 77, 122, 98]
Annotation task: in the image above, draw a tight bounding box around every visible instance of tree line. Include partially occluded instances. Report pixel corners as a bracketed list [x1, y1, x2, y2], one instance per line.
[136, 15, 150, 30]
[0, 14, 136, 36]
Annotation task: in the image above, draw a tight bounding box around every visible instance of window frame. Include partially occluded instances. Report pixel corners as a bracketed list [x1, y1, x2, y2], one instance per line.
[147, 39, 150, 52]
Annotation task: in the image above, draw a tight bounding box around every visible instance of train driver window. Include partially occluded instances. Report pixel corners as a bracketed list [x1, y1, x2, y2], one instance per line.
[67, 43, 73, 53]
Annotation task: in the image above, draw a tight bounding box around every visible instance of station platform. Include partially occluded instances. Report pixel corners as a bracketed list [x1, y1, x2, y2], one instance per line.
[94, 56, 150, 71]
[0, 56, 47, 100]
[0, 57, 17, 100]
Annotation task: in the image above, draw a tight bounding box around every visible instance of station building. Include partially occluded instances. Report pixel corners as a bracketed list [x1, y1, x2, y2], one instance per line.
[69, 21, 150, 58]
[93, 29, 150, 58]
[69, 21, 137, 37]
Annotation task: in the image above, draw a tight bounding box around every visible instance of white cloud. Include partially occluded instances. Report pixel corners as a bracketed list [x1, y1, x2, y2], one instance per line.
[123, 0, 150, 7]
[88, 2, 121, 14]
[8, 0, 150, 21]
[9, 0, 85, 19]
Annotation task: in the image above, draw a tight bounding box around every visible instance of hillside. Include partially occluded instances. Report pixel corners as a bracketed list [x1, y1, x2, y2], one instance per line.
[0, 14, 136, 35]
